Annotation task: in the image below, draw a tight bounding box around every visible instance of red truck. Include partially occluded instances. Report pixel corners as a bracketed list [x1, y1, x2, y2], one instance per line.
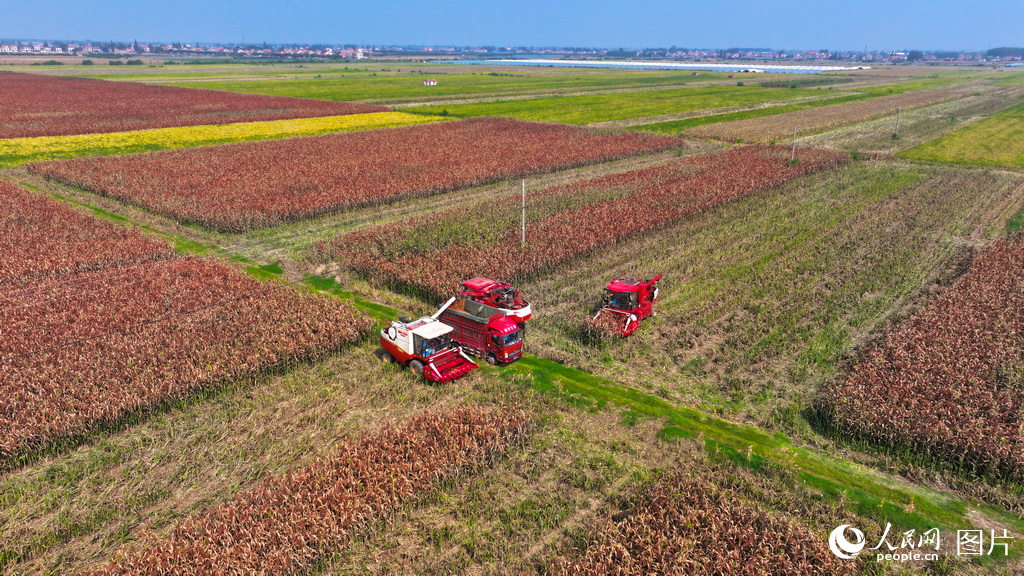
[438, 296, 524, 365]
[592, 275, 662, 337]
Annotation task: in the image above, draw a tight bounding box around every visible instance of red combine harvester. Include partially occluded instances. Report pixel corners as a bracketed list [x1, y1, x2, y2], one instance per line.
[380, 297, 478, 383]
[438, 297, 524, 365]
[460, 277, 532, 325]
[592, 275, 662, 337]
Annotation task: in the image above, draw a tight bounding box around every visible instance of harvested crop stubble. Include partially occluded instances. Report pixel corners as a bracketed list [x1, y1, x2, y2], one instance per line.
[685, 90, 958, 143]
[322, 146, 849, 298]
[0, 179, 173, 286]
[555, 470, 856, 576]
[0, 71, 389, 138]
[85, 405, 531, 576]
[30, 117, 678, 232]
[825, 236, 1024, 478]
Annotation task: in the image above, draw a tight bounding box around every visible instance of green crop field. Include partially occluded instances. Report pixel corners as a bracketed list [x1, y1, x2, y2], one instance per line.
[406, 84, 829, 124]
[898, 100, 1024, 168]
[633, 93, 870, 134]
[160, 69, 746, 103]
[991, 71, 1024, 86]
[631, 78, 968, 135]
[798, 88, 1023, 154]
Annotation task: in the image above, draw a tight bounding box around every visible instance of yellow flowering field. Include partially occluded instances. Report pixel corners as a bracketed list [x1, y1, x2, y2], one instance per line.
[0, 112, 445, 166]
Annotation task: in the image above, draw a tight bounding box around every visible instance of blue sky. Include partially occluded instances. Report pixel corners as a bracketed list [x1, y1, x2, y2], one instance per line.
[1, 0, 1020, 51]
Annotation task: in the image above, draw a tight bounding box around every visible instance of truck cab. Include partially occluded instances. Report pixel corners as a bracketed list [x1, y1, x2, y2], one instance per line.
[380, 307, 478, 382]
[440, 297, 524, 365]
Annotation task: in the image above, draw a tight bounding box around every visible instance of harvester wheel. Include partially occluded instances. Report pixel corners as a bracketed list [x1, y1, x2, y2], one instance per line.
[409, 360, 425, 378]
[486, 353, 498, 366]
[381, 351, 395, 364]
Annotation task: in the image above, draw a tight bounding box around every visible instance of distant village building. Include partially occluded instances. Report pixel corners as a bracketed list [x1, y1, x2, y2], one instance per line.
[423, 79, 437, 86]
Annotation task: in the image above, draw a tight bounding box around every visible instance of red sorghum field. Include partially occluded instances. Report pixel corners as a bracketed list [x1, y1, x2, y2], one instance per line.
[321, 145, 849, 298]
[0, 71, 389, 138]
[0, 184, 370, 461]
[555, 469, 856, 576]
[85, 405, 531, 576]
[0, 180, 174, 285]
[30, 118, 679, 231]
[824, 235, 1024, 478]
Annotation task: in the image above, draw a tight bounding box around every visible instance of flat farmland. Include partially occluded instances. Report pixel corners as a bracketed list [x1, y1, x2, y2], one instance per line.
[85, 406, 529, 575]
[0, 180, 173, 284]
[824, 235, 1024, 479]
[630, 78, 962, 135]
[159, 67, 747, 104]
[0, 341, 467, 574]
[0, 111, 444, 166]
[0, 71, 388, 138]
[319, 146, 849, 299]
[30, 118, 678, 231]
[797, 88, 1023, 154]
[5, 63, 1024, 576]
[406, 84, 827, 124]
[899, 100, 1024, 169]
[0, 181, 369, 463]
[632, 92, 870, 135]
[554, 466, 856, 575]
[684, 89, 959, 142]
[515, 162, 1024, 425]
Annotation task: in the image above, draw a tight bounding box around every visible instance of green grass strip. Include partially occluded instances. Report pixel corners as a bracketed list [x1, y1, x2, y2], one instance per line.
[405, 85, 822, 125]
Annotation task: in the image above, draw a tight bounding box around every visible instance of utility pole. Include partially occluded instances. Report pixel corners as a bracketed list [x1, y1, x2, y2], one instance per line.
[952, 95, 961, 123]
[791, 128, 797, 162]
[894, 106, 902, 139]
[520, 179, 526, 247]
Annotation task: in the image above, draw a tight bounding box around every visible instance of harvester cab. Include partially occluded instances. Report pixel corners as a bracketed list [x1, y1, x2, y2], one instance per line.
[460, 277, 532, 325]
[593, 274, 662, 337]
[379, 297, 478, 383]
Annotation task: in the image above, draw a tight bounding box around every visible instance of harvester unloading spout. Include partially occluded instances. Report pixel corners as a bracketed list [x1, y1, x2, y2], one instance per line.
[431, 297, 457, 320]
